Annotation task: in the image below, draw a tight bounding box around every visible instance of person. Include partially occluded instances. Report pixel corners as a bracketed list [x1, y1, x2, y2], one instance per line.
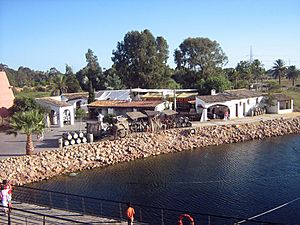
[1, 182, 11, 215]
[224, 110, 229, 121]
[126, 202, 135, 225]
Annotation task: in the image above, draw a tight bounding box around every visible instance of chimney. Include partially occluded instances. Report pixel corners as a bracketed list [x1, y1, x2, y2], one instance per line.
[211, 89, 216, 95]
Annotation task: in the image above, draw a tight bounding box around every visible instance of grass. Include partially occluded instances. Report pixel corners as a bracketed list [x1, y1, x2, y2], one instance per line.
[15, 91, 51, 98]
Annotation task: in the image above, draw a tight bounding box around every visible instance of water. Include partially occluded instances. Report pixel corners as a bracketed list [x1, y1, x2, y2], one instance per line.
[28, 134, 300, 224]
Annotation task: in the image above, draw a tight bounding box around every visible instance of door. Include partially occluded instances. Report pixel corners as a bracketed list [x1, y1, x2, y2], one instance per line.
[235, 104, 238, 117]
[243, 103, 246, 116]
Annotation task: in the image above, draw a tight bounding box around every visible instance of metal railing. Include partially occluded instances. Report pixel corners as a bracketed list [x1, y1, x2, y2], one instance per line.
[12, 185, 290, 225]
[0, 205, 105, 224]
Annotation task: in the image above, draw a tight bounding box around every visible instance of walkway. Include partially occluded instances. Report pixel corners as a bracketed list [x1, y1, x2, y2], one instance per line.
[0, 201, 136, 224]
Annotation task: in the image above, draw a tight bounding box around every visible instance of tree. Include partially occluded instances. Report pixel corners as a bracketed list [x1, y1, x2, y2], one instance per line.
[75, 108, 86, 131]
[272, 59, 286, 85]
[225, 68, 240, 89]
[65, 64, 81, 93]
[236, 60, 252, 82]
[174, 37, 228, 79]
[197, 75, 231, 95]
[103, 67, 125, 90]
[10, 110, 45, 155]
[287, 65, 299, 86]
[251, 59, 265, 82]
[11, 97, 42, 114]
[50, 74, 68, 96]
[76, 49, 105, 103]
[112, 29, 172, 88]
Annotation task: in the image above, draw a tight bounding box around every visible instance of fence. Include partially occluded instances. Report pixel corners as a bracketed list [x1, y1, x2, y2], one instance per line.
[12, 185, 288, 225]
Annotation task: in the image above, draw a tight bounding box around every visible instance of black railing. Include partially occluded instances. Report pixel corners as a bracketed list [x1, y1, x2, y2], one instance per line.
[12, 185, 290, 225]
[0, 205, 105, 224]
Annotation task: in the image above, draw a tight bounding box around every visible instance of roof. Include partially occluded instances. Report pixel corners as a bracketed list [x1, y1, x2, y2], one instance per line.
[176, 92, 198, 99]
[36, 97, 71, 107]
[198, 89, 264, 103]
[161, 109, 178, 116]
[88, 100, 164, 108]
[126, 111, 147, 120]
[144, 110, 160, 117]
[62, 92, 88, 100]
[95, 90, 131, 100]
[271, 93, 292, 101]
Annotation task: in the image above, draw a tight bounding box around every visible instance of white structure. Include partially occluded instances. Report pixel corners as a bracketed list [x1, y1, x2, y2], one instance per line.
[196, 89, 264, 122]
[36, 97, 74, 128]
[61, 92, 89, 112]
[266, 93, 293, 114]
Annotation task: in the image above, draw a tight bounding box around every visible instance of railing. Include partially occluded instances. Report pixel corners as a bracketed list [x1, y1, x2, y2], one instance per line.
[0, 205, 101, 224]
[13, 185, 289, 225]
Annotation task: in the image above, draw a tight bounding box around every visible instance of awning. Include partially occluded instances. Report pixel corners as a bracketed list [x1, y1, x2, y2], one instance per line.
[144, 110, 160, 117]
[161, 109, 178, 116]
[126, 111, 147, 120]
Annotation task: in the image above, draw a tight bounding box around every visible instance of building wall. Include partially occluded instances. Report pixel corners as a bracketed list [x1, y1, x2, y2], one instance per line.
[196, 96, 264, 121]
[0, 71, 15, 117]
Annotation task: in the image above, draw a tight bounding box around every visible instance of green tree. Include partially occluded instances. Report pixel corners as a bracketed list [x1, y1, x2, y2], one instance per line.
[225, 68, 241, 89]
[272, 59, 286, 85]
[76, 49, 105, 103]
[112, 29, 172, 88]
[11, 97, 42, 114]
[75, 108, 86, 131]
[50, 74, 68, 96]
[10, 110, 45, 155]
[197, 75, 231, 95]
[236, 60, 252, 82]
[251, 59, 265, 82]
[174, 37, 228, 80]
[286, 65, 299, 86]
[65, 64, 81, 93]
[103, 67, 125, 90]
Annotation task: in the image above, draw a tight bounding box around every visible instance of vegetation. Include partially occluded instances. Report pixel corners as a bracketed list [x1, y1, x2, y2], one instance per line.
[9, 110, 46, 155]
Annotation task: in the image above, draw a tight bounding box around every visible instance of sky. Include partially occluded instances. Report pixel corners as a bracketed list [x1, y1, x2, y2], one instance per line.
[0, 0, 300, 73]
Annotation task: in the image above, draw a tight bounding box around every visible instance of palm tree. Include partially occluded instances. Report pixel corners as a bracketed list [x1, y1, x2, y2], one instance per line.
[287, 65, 299, 86]
[10, 110, 45, 155]
[272, 59, 286, 85]
[50, 74, 68, 96]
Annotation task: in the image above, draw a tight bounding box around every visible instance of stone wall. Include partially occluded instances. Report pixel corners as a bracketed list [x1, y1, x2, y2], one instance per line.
[1, 117, 300, 185]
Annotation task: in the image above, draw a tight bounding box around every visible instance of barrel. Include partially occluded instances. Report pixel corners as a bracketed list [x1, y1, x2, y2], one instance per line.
[63, 140, 70, 146]
[87, 133, 93, 143]
[63, 132, 72, 140]
[81, 137, 87, 143]
[71, 132, 78, 139]
[70, 139, 76, 145]
[76, 138, 81, 144]
[76, 131, 84, 138]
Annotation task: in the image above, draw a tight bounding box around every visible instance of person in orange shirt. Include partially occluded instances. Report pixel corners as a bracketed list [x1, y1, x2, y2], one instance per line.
[126, 202, 135, 225]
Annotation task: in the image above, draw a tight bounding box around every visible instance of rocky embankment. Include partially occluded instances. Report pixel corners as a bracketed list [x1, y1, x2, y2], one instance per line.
[1, 117, 300, 185]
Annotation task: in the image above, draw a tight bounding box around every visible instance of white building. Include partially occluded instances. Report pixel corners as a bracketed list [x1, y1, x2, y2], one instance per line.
[36, 96, 74, 128]
[196, 89, 265, 122]
[61, 92, 89, 112]
[266, 93, 293, 114]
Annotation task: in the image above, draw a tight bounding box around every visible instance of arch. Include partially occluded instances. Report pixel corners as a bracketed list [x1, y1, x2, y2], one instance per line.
[63, 109, 71, 124]
[50, 110, 58, 125]
[207, 104, 230, 120]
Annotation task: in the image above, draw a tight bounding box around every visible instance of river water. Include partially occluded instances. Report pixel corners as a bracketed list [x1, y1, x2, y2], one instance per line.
[28, 134, 300, 224]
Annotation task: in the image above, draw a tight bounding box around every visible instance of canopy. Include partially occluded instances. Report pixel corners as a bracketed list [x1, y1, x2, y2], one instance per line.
[126, 111, 147, 120]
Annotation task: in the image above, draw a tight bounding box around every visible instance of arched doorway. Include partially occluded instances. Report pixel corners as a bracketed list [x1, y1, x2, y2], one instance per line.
[63, 109, 71, 125]
[50, 110, 58, 125]
[207, 104, 230, 120]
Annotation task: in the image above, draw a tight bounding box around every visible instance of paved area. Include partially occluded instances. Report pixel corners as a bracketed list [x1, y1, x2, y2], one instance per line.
[0, 113, 300, 160]
[0, 201, 135, 224]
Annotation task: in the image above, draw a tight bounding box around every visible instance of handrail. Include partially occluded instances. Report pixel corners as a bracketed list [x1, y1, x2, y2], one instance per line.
[13, 185, 290, 225]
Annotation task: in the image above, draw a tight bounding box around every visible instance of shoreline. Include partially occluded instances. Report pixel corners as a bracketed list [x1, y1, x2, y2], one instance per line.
[0, 116, 300, 186]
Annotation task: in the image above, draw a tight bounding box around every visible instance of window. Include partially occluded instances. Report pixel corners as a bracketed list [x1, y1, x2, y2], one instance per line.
[256, 98, 259, 104]
[247, 99, 250, 105]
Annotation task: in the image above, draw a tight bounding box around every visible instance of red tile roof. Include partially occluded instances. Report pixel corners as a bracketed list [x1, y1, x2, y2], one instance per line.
[36, 97, 71, 107]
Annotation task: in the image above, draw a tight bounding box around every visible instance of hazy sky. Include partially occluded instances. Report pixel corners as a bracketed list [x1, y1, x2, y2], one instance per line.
[1, 0, 300, 73]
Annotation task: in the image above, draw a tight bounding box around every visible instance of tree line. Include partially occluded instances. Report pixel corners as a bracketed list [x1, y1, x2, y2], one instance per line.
[1, 29, 299, 98]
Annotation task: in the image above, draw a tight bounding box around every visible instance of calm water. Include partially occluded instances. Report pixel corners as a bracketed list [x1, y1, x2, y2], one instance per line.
[28, 134, 300, 224]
